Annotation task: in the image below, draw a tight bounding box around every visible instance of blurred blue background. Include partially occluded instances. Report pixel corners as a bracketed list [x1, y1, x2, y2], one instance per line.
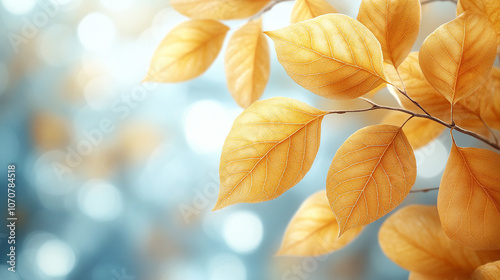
[0, 0, 471, 279]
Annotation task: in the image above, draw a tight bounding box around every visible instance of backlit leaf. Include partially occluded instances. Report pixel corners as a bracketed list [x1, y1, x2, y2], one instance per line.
[382, 111, 444, 150]
[265, 14, 386, 100]
[458, 0, 500, 48]
[419, 12, 497, 104]
[290, 0, 337, 24]
[225, 18, 270, 108]
[327, 124, 416, 235]
[170, 0, 271, 20]
[357, 0, 421, 68]
[438, 143, 500, 250]
[277, 191, 362, 256]
[472, 261, 500, 280]
[215, 97, 327, 210]
[379, 205, 500, 278]
[145, 20, 228, 83]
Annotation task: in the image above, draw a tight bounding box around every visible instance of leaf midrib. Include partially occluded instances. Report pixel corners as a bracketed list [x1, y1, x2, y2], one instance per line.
[220, 113, 326, 204]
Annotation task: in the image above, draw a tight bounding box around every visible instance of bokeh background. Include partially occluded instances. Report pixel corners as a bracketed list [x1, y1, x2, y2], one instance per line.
[0, 0, 478, 279]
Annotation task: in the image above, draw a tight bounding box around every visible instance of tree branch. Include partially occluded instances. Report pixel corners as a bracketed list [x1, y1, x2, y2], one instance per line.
[327, 98, 500, 151]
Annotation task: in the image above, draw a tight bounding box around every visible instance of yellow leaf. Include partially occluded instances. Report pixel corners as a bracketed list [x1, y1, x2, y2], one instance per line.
[458, 0, 500, 48]
[145, 20, 229, 83]
[419, 12, 497, 104]
[357, 0, 421, 68]
[170, 0, 271, 20]
[379, 205, 500, 278]
[438, 143, 500, 250]
[215, 97, 327, 210]
[265, 14, 386, 100]
[382, 112, 444, 150]
[277, 191, 362, 256]
[290, 0, 337, 24]
[386, 53, 492, 136]
[225, 18, 270, 108]
[472, 261, 500, 280]
[327, 124, 416, 235]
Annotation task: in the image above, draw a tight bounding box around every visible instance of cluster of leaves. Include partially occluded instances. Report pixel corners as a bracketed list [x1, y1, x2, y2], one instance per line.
[146, 0, 500, 278]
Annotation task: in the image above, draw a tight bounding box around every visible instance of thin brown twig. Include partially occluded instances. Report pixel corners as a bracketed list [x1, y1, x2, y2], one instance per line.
[394, 85, 431, 116]
[421, 0, 457, 5]
[410, 187, 440, 193]
[327, 98, 500, 151]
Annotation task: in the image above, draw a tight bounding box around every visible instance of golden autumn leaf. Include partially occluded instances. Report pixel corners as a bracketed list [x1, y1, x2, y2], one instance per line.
[277, 191, 362, 256]
[145, 20, 228, 83]
[382, 111, 444, 150]
[290, 0, 337, 24]
[265, 14, 386, 100]
[386, 52, 492, 136]
[458, 0, 500, 47]
[419, 12, 497, 105]
[170, 0, 271, 20]
[379, 205, 500, 278]
[438, 143, 500, 250]
[326, 124, 416, 235]
[472, 261, 500, 280]
[225, 18, 270, 108]
[357, 0, 421, 68]
[214, 97, 327, 210]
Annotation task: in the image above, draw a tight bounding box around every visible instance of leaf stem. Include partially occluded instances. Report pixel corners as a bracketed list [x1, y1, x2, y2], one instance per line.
[327, 98, 500, 151]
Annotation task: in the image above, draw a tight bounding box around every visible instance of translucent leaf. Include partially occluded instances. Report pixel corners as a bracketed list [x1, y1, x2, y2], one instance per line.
[382, 111, 444, 150]
[380, 205, 500, 278]
[225, 18, 270, 108]
[170, 0, 271, 20]
[215, 97, 327, 210]
[458, 0, 500, 48]
[265, 14, 386, 100]
[327, 124, 416, 235]
[419, 12, 497, 104]
[291, 0, 337, 24]
[357, 0, 421, 68]
[472, 261, 500, 280]
[438, 143, 500, 250]
[145, 20, 228, 82]
[277, 191, 362, 256]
